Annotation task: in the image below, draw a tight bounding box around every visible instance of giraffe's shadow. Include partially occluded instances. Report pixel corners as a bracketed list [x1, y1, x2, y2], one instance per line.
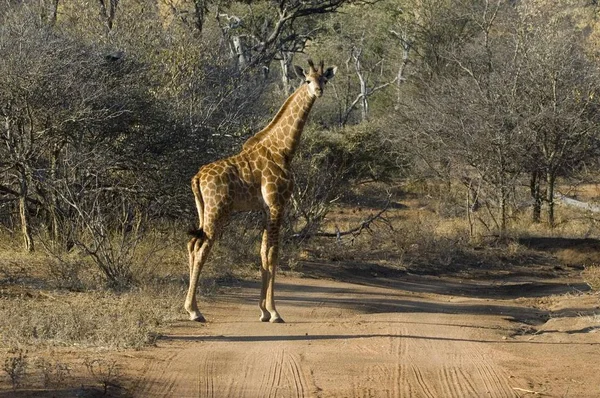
[162, 331, 599, 345]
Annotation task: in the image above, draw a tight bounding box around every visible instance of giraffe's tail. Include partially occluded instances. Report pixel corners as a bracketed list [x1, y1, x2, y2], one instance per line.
[187, 228, 205, 239]
[189, 175, 205, 241]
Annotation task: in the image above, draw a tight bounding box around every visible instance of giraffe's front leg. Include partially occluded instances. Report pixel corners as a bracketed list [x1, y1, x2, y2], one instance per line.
[259, 209, 284, 323]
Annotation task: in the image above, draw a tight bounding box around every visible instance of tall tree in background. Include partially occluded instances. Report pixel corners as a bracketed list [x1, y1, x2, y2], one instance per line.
[516, 3, 600, 226]
[401, 0, 600, 232]
[2, 0, 600, 258]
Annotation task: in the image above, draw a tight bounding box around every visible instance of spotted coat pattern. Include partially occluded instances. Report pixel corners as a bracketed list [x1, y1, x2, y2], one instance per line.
[185, 61, 336, 323]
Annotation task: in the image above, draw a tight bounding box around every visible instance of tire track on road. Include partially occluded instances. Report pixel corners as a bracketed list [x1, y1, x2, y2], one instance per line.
[196, 350, 216, 398]
[218, 345, 311, 398]
[260, 348, 284, 398]
[408, 363, 437, 398]
[286, 350, 308, 398]
[133, 350, 187, 397]
[382, 322, 518, 398]
[471, 344, 516, 398]
[429, 336, 517, 397]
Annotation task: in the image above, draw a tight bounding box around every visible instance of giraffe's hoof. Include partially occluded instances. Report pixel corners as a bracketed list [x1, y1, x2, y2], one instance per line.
[270, 317, 285, 324]
[260, 314, 271, 322]
[190, 314, 206, 322]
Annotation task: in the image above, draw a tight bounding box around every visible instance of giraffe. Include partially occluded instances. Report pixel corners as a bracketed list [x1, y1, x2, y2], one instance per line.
[185, 60, 337, 323]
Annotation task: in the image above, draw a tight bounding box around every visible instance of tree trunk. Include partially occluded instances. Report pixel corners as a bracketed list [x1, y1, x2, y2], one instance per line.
[48, 147, 66, 249]
[390, 29, 412, 109]
[193, 0, 208, 33]
[500, 184, 507, 236]
[19, 180, 34, 252]
[546, 171, 556, 228]
[352, 47, 369, 122]
[232, 36, 247, 70]
[357, 65, 368, 122]
[98, 0, 119, 32]
[41, 0, 60, 26]
[280, 51, 293, 95]
[466, 183, 474, 238]
[498, 153, 508, 237]
[51, 0, 60, 25]
[530, 170, 541, 223]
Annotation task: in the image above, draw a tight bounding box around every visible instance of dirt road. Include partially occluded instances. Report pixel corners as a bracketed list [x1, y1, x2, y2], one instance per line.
[130, 265, 599, 398]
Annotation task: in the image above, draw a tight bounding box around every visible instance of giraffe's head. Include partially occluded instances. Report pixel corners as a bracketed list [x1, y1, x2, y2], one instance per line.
[294, 59, 337, 98]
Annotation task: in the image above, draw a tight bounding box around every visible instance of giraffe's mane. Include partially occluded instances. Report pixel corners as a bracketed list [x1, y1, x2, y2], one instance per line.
[242, 84, 306, 151]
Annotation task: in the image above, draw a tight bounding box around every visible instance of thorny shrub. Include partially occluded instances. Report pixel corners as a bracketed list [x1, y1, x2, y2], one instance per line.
[35, 357, 71, 388]
[3, 348, 28, 390]
[84, 357, 122, 395]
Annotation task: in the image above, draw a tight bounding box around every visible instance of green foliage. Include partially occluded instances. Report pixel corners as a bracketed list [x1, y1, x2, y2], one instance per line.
[304, 123, 402, 182]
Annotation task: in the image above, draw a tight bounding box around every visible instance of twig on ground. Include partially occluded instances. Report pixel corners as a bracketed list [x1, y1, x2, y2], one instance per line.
[512, 386, 544, 395]
[292, 194, 393, 241]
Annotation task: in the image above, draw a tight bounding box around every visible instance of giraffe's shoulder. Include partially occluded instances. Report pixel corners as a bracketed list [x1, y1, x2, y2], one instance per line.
[240, 141, 270, 159]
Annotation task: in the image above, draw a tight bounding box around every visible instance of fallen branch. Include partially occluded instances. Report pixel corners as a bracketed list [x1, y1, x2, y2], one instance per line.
[555, 194, 600, 213]
[292, 196, 392, 241]
[512, 386, 544, 395]
[318, 206, 390, 239]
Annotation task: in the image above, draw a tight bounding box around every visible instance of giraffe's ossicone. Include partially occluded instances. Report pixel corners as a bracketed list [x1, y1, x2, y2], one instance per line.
[185, 60, 337, 323]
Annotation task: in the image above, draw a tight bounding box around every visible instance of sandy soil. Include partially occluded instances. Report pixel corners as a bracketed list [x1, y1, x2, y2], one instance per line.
[124, 265, 599, 398]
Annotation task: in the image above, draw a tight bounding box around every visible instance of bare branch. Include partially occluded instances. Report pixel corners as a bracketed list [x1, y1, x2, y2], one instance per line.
[293, 196, 392, 241]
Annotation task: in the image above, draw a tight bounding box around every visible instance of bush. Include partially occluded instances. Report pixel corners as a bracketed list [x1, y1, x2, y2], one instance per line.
[84, 357, 122, 395]
[35, 357, 71, 388]
[3, 348, 28, 390]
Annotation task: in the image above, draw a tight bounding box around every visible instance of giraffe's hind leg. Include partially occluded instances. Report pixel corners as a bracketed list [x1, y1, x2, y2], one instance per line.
[187, 237, 199, 291]
[259, 229, 271, 322]
[185, 234, 214, 322]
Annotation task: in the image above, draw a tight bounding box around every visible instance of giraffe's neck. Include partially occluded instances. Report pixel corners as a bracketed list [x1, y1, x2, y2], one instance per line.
[243, 84, 316, 165]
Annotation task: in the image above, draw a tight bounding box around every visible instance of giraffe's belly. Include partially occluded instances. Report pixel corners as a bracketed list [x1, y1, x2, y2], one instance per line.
[230, 182, 264, 212]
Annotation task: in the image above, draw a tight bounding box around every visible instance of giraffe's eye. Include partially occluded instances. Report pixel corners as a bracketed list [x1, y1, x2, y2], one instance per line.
[305, 80, 310, 84]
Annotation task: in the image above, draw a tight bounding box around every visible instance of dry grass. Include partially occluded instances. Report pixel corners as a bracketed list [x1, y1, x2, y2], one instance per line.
[582, 265, 600, 291]
[3, 348, 28, 390]
[0, 224, 261, 393]
[2, 181, 600, 354]
[35, 356, 71, 388]
[0, 220, 258, 353]
[299, 202, 555, 278]
[0, 228, 193, 352]
[291, 178, 600, 280]
[0, 286, 182, 350]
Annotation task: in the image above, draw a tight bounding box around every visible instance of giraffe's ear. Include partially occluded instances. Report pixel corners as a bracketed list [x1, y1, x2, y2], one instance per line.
[293, 65, 306, 78]
[324, 66, 337, 80]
